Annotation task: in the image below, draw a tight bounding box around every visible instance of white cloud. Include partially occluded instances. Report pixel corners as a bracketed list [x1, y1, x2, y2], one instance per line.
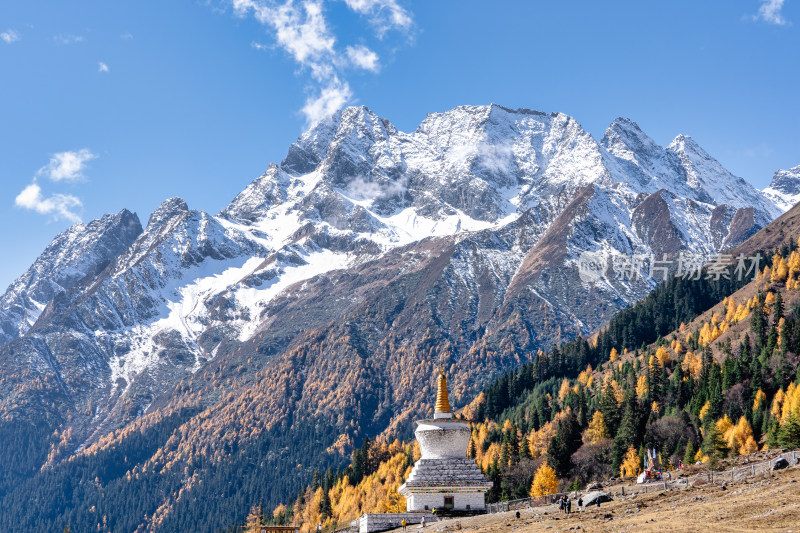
[344, 173, 407, 201]
[15, 182, 83, 223]
[37, 149, 97, 182]
[120, 32, 134, 40]
[345, 44, 380, 72]
[54, 34, 86, 45]
[238, 0, 340, 82]
[301, 78, 352, 125]
[1, 29, 20, 43]
[341, 0, 412, 36]
[755, 0, 790, 25]
[229, 0, 412, 125]
[98, 62, 110, 73]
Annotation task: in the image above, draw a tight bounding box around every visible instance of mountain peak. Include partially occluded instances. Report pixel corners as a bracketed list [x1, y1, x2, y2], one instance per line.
[668, 134, 705, 155]
[147, 197, 189, 230]
[601, 116, 662, 161]
[763, 164, 800, 212]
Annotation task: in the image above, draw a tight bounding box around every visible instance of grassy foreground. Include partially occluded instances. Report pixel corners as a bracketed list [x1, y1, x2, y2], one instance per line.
[390, 465, 800, 532]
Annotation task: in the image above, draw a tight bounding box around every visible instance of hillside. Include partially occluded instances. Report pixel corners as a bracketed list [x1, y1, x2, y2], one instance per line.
[0, 104, 795, 532]
[256, 202, 800, 532]
[389, 462, 800, 533]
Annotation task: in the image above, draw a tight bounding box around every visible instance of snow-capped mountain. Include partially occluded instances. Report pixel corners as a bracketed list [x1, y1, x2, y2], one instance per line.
[0, 209, 142, 347]
[764, 164, 800, 212]
[0, 105, 784, 516]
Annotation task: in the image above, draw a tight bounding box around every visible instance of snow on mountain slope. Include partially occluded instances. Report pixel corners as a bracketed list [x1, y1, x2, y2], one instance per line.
[0, 104, 783, 445]
[0, 209, 142, 347]
[764, 165, 800, 212]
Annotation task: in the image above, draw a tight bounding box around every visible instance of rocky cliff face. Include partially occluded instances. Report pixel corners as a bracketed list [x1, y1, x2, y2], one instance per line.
[0, 209, 142, 348]
[0, 104, 785, 530]
[764, 165, 800, 212]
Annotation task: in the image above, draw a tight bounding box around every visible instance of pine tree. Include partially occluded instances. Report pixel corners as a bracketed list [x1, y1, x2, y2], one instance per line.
[319, 488, 332, 519]
[750, 293, 767, 349]
[599, 382, 621, 432]
[779, 412, 800, 448]
[683, 440, 696, 466]
[773, 291, 784, 322]
[702, 420, 726, 469]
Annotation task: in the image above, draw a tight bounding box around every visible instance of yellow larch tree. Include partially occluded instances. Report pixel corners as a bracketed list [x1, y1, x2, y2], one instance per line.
[682, 351, 702, 378]
[244, 504, 265, 533]
[530, 461, 559, 497]
[620, 446, 640, 478]
[753, 389, 766, 410]
[558, 378, 571, 402]
[609, 347, 619, 362]
[725, 297, 737, 322]
[772, 389, 786, 418]
[723, 416, 758, 456]
[655, 345, 671, 365]
[780, 382, 800, 426]
[577, 365, 593, 386]
[699, 401, 711, 423]
[635, 375, 648, 399]
[733, 303, 750, 322]
[764, 291, 776, 313]
[583, 411, 609, 444]
[772, 254, 789, 283]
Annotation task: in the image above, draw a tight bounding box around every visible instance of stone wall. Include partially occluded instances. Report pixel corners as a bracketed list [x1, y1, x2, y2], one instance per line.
[357, 513, 436, 533]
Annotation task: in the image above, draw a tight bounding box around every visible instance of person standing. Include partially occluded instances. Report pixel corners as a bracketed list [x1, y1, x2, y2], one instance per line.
[401, 519, 407, 532]
[421, 516, 426, 529]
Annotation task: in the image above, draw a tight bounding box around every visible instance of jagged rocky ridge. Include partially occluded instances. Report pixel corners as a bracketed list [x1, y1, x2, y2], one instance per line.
[0, 104, 791, 530]
[764, 164, 800, 212]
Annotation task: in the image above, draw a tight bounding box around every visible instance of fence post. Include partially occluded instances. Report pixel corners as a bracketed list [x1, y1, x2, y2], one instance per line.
[622, 486, 624, 496]
[731, 469, 734, 481]
[752, 465, 755, 476]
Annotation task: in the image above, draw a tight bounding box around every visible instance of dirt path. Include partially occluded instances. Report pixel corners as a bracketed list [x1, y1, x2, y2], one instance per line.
[397, 466, 800, 533]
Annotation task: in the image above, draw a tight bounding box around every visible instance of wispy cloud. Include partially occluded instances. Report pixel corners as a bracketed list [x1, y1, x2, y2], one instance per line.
[301, 77, 353, 124]
[754, 0, 790, 25]
[346, 44, 380, 72]
[120, 32, 134, 40]
[14, 183, 83, 224]
[53, 34, 86, 45]
[98, 62, 110, 73]
[342, 0, 412, 37]
[229, 0, 412, 126]
[36, 149, 97, 182]
[1, 29, 20, 43]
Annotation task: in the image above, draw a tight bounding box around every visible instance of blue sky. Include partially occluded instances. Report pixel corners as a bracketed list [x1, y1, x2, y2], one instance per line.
[0, 0, 798, 290]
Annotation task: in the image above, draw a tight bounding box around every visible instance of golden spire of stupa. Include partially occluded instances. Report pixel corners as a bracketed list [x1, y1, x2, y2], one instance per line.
[434, 365, 451, 414]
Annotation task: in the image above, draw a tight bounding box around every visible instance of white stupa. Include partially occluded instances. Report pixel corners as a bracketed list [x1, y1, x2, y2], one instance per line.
[398, 367, 492, 512]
